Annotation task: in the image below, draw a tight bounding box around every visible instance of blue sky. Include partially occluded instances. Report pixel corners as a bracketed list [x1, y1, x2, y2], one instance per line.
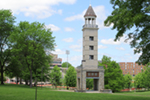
[1, 0, 141, 67]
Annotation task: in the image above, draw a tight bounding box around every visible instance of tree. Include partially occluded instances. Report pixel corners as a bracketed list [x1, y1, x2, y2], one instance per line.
[134, 73, 143, 89]
[62, 62, 72, 68]
[0, 73, 6, 82]
[65, 66, 76, 87]
[86, 79, 93, 90]
[50, 65, 61, 88]
[0, 9, 15, 84]
[143, 62, 150, 90]
[9, 21, 55, 87]
[98, 55, 111, 69]
[99, 55, 125, 92]
[124, 74, 132, 89]
[105, 61, 125, 92]
[104, 0, 150, 65]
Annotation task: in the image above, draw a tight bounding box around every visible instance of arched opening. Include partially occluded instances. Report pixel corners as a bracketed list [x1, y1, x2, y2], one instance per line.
[86, 72, 99, 91]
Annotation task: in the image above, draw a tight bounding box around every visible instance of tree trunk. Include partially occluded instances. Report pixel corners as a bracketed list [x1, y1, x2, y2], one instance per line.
[1, 66, 4, 85]
[20, 78, 22, 84]
[25, 80, 28, 85]
[16, 77, 19, 84]
[30, 70, 32, 88]
[34, 78, 37, 87]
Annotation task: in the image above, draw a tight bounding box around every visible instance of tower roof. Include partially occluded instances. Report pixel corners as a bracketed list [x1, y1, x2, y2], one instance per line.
[84, 5, 97, 17]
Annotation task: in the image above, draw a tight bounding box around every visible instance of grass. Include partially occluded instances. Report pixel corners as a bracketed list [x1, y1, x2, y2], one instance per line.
[0, 84, 150, 100]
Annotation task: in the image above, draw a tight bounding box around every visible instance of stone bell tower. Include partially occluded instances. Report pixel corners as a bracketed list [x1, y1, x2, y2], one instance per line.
[76, 5, 105, 92]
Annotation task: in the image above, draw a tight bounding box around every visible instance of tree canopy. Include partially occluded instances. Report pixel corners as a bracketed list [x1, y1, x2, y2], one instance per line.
[0, 9, 15, 84]
[99, 55, 125, 92]
[124, 74, 132, 89]
[62, 62, 72, 68]
[9, 21, 55, 87]
[65, 66, 76, 87]
[104, 0, 150, 65]
[50, 65, 62, 88]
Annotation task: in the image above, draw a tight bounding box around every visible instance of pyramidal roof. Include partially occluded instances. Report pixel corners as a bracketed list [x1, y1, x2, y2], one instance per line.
[84, 5, 97, 17]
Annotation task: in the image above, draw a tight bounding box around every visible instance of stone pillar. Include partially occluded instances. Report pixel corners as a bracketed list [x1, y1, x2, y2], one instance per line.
[92, 18, 94, 25]
[85, 18, 87, 25]
[81, 71, 86, 90]
[88, 19, 90, 25]
[95, 19, 96, 25]
[99, 71, 104, 91]
[76, 73, 79, 89]
[77, 78, 80, 90]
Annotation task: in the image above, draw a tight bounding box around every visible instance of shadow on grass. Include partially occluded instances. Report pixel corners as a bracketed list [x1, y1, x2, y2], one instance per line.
[0, 84, 38, 89]
[115, 90, 150, 94]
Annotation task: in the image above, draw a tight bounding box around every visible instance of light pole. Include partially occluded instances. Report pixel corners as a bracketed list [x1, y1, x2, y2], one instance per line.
[66, 50, 70, 68]
[41, 67, 44, 89]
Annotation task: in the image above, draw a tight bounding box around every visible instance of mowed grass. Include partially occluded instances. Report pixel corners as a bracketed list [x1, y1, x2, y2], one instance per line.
[0, 84, 150, 100]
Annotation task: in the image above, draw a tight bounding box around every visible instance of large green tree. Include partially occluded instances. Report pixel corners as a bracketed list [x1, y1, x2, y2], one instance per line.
[105, 61, 125, 92]
[143, 62, 150, 90]
[134, 73, 143, 89]
[124, 74, 132, 89]
[104, 0, 150, 65]
[65, 66, 76, 87]
[0, 9, 15, 84]
[50, 65, 62, 88]
[9, 21, 55, 87]
[99, 55, 125, 92]
[62, 62, 72, 68]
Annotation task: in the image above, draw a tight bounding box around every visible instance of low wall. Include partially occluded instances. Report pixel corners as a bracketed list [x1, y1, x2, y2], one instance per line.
[100, 89, 112, 93]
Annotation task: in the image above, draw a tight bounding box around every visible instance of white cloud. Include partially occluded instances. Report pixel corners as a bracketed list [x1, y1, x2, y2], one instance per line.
[70, 44, 82, 52]
[46, 24, 60, 31]
[101, 38, 122, 45]
[70, 55, 82, 67]
[100, 34, 130, 45]
[52, 49, 65, 55]
[116, 47, 125, 50]
[65, 27, 74, 32]
[98, 45, 107, 49]
[63, 38, 73, 42]
[77, 38, 82, 44]
[0, 0, 76, 18]
[62, 55, 82, 67]
[64, 5, 113, 29]
[65, 13, 84, 21]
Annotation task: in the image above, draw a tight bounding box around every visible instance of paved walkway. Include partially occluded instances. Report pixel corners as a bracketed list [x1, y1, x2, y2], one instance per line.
[55, 90, 102, 93]
[86, 91, 100, 93]
[53, 90, 74, 92]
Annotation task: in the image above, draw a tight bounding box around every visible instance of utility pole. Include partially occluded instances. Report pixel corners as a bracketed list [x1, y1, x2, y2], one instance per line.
[35, 77, 37, 100]
[66, 50, 70, 68]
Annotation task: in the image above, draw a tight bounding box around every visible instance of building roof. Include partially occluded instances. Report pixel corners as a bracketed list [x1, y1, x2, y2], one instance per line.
[84, 5, 97, 17]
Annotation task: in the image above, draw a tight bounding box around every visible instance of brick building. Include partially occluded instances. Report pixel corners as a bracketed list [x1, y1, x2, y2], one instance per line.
[119, 62, 145, 76]
[50, 53, 62, 67]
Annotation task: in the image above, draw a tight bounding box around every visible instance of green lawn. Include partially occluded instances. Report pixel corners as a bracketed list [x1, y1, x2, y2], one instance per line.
[0, 84, 150, 100]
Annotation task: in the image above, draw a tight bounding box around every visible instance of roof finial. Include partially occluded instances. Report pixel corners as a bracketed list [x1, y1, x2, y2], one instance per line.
[89, 0, 91, 6]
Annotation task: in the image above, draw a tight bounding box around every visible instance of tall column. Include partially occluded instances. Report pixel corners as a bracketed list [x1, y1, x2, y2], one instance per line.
[88, 18, 90, 25]
[92, 18, 94, 25]
[94, 19, 96, 25]
[82, 71, 86, 91]
[85, 18, 87, 25]
[99, 71, 104, 91]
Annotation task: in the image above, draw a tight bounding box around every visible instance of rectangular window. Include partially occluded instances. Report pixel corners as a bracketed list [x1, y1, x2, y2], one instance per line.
[133, 63, 135, 68]
[89, 36, 94, 41]
[89, 46, 94, 50]
[125, 63, 127, 69]
[89, 55, 94, 60]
